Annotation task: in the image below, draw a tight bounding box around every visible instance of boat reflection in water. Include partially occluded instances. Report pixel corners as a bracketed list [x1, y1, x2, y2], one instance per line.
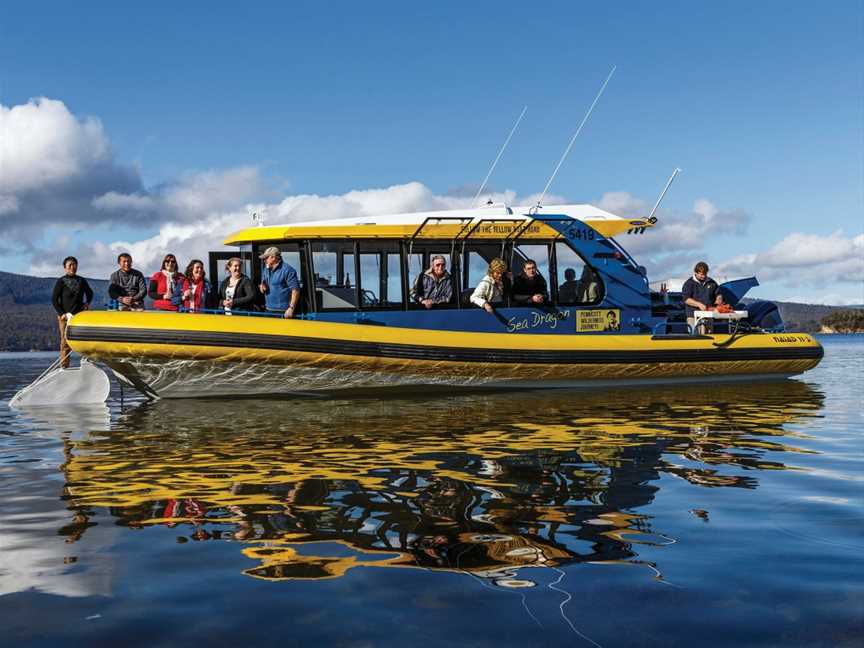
[59, 380, 823, 584]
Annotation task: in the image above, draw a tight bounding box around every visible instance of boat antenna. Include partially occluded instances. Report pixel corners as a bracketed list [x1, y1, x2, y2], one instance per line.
[647, 168, 682, 223]
[472, 105, 528, 208]
[533, 65, 616, 213]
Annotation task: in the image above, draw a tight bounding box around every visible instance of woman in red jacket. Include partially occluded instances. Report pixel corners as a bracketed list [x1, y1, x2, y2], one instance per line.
[148, 254, 184, 311]
[178, 259, 215, 312]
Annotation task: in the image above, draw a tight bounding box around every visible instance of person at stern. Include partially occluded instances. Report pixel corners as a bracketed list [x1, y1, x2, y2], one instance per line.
[52, 256, 94, 369]
[682, 261, 721, 334]
[259, 247, 301, 318]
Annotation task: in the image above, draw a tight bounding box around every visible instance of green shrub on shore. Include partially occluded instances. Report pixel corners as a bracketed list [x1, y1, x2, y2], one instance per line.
[820, 309, 864, 333]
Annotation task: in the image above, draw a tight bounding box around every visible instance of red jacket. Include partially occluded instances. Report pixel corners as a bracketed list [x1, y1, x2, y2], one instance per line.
[149, 271, 183, 311]
[181, 276, 213, 312]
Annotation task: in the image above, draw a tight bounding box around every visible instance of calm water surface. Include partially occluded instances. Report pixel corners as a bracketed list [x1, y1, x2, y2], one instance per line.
[0, 338, 862, 647]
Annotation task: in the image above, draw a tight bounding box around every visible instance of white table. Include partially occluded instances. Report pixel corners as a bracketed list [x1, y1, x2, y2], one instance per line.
[693, 310, 749, 333]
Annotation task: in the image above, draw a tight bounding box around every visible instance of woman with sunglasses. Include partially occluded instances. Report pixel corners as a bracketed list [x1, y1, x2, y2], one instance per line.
[148, 254, 185, 311]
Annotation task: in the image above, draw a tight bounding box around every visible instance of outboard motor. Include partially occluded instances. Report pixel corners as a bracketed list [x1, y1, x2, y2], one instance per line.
[745, 300, 784, 332]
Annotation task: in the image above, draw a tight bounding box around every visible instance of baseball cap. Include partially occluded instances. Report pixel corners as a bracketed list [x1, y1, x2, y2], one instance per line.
[258, 246, 282, 259]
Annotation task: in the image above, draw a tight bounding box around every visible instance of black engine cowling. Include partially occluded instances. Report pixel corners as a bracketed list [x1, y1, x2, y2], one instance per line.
[744, 300, 784, 331]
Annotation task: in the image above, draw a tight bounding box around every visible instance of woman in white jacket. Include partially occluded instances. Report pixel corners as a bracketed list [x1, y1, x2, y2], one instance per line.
[470, 258, 508, 314]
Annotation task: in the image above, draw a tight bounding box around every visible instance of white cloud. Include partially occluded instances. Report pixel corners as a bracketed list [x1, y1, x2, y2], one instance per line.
[27, 182, 544, 279]
[713, 230, 864, 293]
[92, 166, 265, 223]
[598, 191, 752, 259]
[757, 231, 861, 268]
[0, 97, 142, 235]
[0, 98, 110, 193]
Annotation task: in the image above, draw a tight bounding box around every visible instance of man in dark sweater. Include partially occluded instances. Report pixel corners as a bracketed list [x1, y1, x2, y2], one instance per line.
[511, 259, 548, 305]
[52, 256, 94, 368]
[682, 261, 721, 333]
[108, 253, 147, 311]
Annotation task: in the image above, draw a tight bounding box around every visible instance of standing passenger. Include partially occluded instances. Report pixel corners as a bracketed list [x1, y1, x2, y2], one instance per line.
[682, 261, 721, 334]
[52, 256, 94, 368]
[148, 254, 184, 311]
[109, 253, 147, 310]
[178, 259, 214, 313]
[219, 258, 256, 314]
[258, 247, 300, 319]
[471, 258, 508, 314]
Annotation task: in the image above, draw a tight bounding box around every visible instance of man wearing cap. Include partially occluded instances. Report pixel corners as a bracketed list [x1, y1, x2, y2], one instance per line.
[259, 247, 301, 318]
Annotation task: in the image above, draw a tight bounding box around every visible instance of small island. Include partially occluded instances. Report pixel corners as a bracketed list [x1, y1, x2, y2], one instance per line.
[820, 309, 864, 334]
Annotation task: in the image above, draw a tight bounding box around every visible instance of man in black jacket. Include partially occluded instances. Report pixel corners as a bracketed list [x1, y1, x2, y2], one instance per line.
[52, 256, 94, 368]
[682, 261, 721, 333]
[511, 259, 548, 305]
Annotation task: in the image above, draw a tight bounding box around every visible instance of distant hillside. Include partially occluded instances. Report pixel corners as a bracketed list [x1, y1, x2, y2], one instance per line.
[0, 270, 858, 350]
[750, 300, 864, 334]
[0, 271, 110, 351]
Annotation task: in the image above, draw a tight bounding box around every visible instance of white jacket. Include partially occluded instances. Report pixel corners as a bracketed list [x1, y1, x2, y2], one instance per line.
[470, 275, 503, 309]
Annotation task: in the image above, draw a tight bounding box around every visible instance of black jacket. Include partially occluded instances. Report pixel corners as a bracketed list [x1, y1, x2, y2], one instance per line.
[218, 275, 257, 311]
[52, 275, 94, 315]
[511, 273, 548, 304]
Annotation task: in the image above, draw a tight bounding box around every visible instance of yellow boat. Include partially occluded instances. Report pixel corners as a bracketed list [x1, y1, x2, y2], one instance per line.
[66, 203, 823, 398]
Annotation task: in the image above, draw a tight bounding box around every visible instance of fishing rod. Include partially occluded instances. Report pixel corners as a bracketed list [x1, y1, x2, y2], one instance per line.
[533, 65, 616, 213]
[472, 105, 528, 208]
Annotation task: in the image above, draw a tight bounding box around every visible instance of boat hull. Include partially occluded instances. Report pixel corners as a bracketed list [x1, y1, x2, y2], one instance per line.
[66, 312, 824, 398]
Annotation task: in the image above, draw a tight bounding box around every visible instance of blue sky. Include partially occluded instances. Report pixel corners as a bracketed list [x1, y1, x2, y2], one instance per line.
[0, 1, 861, 303]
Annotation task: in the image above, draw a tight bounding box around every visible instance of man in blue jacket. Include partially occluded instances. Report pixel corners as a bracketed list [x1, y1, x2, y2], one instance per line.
[259, 247, 301, 318]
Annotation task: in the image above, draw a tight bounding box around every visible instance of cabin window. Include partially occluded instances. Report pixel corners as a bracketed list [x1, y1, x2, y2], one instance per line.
[554, 241, 604, 305]
[407, 246, 457, 308]
[512, 244, 551, 283]
[358, 241, 403, 309]
[310, 241, 358, 310]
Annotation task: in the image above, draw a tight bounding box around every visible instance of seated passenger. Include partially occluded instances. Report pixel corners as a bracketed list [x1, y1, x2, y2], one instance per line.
[148, 254, 184, 311]
[511, 259, 548, 305]
[577, 266, 600, 302]
[219, 258, 256, 314]
[470, 258, 507, 314]
[259, 246, 300, 319]
[109, 253, 147, 311]
[412, 255, 453, 309]
[558, 268, 580, 303]
[682, 261, 721, 333]
[178, 259, 215, 313]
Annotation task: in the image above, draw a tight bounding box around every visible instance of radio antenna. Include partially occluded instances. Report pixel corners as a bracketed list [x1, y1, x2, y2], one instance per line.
[647, 168, 682, 223]
[472, 105, 528, 208]
[533, 66, 616, 212]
